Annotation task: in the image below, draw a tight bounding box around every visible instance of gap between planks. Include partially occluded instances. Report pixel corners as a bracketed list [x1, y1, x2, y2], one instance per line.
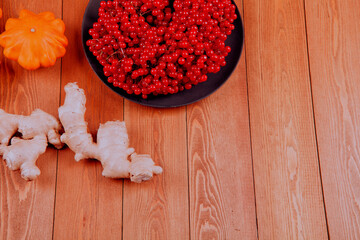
[301, 0, 330, 238]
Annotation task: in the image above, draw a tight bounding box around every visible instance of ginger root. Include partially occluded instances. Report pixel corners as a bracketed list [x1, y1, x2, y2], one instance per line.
[58, 83, 162, 183]
[0, 135, 47, 180]
[0, 109, 63, 180]
[0, 109, 63, 148]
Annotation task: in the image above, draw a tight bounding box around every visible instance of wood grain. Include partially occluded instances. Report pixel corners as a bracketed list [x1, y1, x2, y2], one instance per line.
[1, 0, 359, 238]
[187, 1, 258, 239]
[53, 0, 124, 238]
[305, 0, 360, 238]
[243, 0, 328, 238]
[0, 1, 62, 239]
[122, 104, 189, 240]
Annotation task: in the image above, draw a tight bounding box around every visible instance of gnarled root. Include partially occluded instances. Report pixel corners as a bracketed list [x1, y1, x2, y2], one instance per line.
[0, 135, 47, 180]
[58, 83, 163, 183]
[0, 109, 63, 180]
[0, 109, 63, 149]
[130, 153, 163, 183]
[0, 109, 20, 145]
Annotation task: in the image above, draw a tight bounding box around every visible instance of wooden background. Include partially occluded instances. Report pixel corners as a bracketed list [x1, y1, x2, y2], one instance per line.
[0, 0, 359, 239]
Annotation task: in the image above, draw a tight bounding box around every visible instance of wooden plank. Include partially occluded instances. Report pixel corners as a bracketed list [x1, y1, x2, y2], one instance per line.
[187, 1, 257, 239]
[122, 104, 189, 239]
[304, 0, 360, 238]
[243, 0, 328, 238]
[53, 0, 124, 238]
[0, 1, 61, 239]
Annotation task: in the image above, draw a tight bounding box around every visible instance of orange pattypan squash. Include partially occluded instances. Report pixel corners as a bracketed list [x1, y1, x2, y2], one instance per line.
[0, 9, 68, 70]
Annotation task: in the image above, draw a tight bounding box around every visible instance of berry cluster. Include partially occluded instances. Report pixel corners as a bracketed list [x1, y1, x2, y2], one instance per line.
[86, 0, 237, 99]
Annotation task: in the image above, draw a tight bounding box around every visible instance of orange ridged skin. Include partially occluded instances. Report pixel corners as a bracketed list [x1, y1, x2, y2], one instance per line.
[0, 10, 68, 70]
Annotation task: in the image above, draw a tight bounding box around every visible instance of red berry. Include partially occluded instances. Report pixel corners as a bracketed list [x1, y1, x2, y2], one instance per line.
[185, 83, 192, 90]
[89, 0, 237, 97]
[178, 57, 186, 65]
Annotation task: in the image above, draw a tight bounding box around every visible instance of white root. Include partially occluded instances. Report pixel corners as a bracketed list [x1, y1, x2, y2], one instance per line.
[19, 109, 64, 149]
[0, 109, 63, 149]
[58, 83, 163, 183]
[0, 135, 47, 180]
[0, 109, 20, 145]
[96, 121, 135, 178]
[58, 83, 98, 161]
[0, 84, 163, 182]
[0, 109, 63, 180]
[130, 153, 163, 183]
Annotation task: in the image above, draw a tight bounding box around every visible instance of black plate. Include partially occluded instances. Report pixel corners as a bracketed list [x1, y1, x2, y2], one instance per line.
[82, 0, 244, 108]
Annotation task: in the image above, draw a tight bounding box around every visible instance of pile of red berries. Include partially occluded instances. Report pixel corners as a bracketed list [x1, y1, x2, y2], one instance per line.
[86, 0, 237, 99]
